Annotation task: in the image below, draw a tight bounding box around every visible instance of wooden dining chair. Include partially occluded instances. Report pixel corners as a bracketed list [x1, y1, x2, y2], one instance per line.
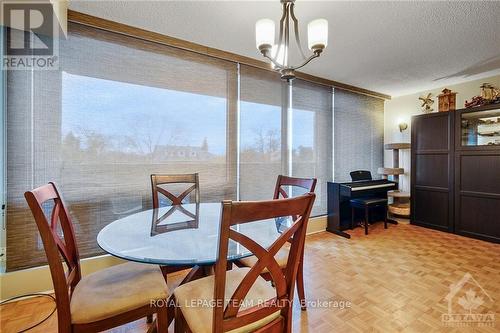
[24, 182, 169, 333]
[238, 175, 317, 311]
[174, 194, 315, 333]
[273, 175, 317, 202]
[151, 173, 202, 280]
[151, 173, 200, 208]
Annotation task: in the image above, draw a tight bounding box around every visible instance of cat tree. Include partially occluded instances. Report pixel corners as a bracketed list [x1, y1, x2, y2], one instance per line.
[378, 143, 411, 218]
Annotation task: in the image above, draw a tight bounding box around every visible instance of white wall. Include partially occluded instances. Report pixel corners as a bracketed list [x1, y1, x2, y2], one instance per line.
[384, 75, 500, 192]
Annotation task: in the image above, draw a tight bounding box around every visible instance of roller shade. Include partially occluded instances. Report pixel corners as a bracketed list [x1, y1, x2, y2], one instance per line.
[333, 89, 384, 182]
[292, 79, 333, 216]
[6, 23, 237, 271]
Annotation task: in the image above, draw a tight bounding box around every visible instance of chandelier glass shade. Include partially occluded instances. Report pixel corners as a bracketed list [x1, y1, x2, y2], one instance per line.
[255, 0, 328, 81]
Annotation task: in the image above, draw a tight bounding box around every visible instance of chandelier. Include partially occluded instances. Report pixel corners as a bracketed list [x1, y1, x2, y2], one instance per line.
[255, 0, 328, 81]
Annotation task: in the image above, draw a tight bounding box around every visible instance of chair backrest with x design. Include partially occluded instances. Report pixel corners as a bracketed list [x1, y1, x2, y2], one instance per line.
[24, 182, 81, 332]
[150, 203, 200, 236]
[150, 173, 200, 208]
[273, 175, 317, 200]
[213, 193, 315, 332]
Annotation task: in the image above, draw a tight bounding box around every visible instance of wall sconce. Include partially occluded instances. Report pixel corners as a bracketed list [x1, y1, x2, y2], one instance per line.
[398, 122, 408, 132]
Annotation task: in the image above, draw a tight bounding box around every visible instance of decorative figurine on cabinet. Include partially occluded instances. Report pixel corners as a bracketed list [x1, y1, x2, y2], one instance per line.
[465, 96, 485, 108]
[465, 83, 500, 108]
[481, 83, 494, 100]
[480, 83, 500, 103]
[419, 93, 434, 113]
[438, 88, 457, 112]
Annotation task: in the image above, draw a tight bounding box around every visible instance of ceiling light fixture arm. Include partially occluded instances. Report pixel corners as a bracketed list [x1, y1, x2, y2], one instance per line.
[289, 3, 307, 60]
[261, 48, 321, 72]
[272, 1, 287, 66]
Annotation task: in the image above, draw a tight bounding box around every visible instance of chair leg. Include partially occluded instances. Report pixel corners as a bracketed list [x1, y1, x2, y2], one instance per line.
[384, 205, 388, 229]
[351, 207, 355, 229]
[174, 306, 187, 333]
[156, 305, 168, 333]
[226, 261, 233, 270]
[296, 259, 306, 311]
[284, 306, 293, 333]
[146, 314, 153, 323]
[364, 207, 369, 235]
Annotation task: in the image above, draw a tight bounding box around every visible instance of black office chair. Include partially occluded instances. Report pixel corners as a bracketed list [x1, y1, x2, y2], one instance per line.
[350, 170, 372, 181]
[349, 170, 388, 235]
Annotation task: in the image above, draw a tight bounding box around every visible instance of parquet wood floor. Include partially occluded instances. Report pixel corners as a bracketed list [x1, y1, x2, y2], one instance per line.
[1, 223, 499, 332]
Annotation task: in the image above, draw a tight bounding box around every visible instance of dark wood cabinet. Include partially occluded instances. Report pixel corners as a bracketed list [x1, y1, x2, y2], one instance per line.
[411, 105, 500, 243]
[411, 112, 454, 232]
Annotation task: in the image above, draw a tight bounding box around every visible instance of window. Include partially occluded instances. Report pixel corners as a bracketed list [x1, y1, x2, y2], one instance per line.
[333, 89, 384, 182]
[239, 68, 333, 216]
[4, 22, 381, 271]
[6, 23, 237, 270]
[291, 80, 333, 216]
[239, 65, 286, 201]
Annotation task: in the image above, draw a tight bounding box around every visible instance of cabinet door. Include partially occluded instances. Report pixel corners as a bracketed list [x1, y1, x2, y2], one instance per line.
[454, 109, 500, 243]
[411, 112, 454, 232]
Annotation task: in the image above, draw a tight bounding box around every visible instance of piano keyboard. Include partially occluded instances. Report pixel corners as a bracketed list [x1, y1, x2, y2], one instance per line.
[351, 183, 396, 191]
[327, 179, 397, 237]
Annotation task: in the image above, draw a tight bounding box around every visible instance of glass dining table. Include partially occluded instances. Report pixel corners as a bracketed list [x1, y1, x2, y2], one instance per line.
[97, 202, 293, 329]
[97, 202, 292, 267]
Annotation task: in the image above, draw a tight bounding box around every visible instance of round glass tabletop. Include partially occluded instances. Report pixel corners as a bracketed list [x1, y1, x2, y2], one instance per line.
[97, 203, 292, 266]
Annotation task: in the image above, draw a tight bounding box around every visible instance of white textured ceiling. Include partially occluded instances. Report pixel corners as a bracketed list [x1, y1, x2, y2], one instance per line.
[69, 1, 500, 97]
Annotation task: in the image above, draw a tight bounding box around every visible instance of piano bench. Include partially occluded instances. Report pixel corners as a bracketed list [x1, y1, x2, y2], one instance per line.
[350, 198, 388, 235]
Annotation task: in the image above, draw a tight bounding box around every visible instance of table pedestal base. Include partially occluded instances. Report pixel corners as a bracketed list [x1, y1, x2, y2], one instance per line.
[148, 263, 223, 332]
